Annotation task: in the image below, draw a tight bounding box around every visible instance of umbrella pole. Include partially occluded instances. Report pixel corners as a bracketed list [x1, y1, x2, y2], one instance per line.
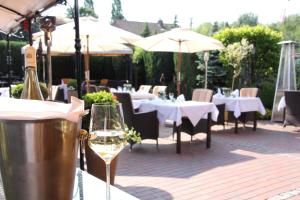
[177, 52, 182, 95]
[204, 52, 209, 89]
[74, 0, 84, 171]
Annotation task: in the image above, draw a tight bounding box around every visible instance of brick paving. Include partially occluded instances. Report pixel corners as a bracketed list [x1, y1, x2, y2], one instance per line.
[114, 121, 300, 200]
[0, 121, 299, 200]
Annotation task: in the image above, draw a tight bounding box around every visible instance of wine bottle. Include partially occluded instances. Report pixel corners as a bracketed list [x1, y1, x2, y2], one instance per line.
[21, 46, 44, 100]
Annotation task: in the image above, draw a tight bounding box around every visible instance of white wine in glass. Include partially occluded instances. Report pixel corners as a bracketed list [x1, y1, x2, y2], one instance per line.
[88, 103, 126, 200]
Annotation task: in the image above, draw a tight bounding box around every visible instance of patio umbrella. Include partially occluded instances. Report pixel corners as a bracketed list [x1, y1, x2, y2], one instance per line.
[29, 17, 139, 88]
[133, 28, 224, 94]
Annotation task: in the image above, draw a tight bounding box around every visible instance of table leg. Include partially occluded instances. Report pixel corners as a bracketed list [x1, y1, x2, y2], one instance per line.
[253, 111, 257, 131]
[174, 123, 181, 154]
[206, 113, 211, 148]
[235, 118, 238, 134]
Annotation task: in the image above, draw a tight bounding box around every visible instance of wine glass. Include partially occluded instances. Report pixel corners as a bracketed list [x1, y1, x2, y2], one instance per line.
[88, 103, 126, 200]
[169, 92, 175, 102]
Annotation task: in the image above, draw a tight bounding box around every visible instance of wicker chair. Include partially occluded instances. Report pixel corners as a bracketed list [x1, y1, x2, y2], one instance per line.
[137, 85, 152, 93]
[114, 93, 159, 150]
[152, 86, 167, 96]
[284, 91, 300, 127]
[180, 88, 213, 147]
[240, 87, 258, 97]
[228, 87, 258, 133]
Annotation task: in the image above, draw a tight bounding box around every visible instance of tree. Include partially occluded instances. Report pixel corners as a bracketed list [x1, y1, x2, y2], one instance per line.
[111, 0, 125, 22]
[214, 25, 282, 87]
[66, 0, 98, 18]
[212, 22, 219, 33]
[195, 22, 213, 36]
[141, 23, 151, 37]
[234, 13, 258, 27]
[282, 14, 300, 43]
[173, 15, 179, 28]
[223, 39, 253, 90]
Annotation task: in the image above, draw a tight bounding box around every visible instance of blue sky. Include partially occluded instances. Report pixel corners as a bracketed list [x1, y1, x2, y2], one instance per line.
[47, 0, 300, 28]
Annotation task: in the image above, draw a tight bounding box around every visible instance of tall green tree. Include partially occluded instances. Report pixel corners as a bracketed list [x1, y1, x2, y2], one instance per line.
[282, 14, 300, 43]
[141, 23, 151, 37]
[234, 13, 258, 27]
[173, 15, 179, 28]
[111, 0, 125, 22]
[66, 0, 98, 18]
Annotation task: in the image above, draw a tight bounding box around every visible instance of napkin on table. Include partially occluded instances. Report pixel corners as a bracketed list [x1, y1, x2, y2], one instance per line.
[213, 88, 224, 98]
[176, 94, 185, 102]
[231, 89, 239, 97]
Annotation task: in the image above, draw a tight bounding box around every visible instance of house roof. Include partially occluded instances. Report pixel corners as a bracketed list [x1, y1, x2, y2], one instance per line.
[111, 19, 175, 36]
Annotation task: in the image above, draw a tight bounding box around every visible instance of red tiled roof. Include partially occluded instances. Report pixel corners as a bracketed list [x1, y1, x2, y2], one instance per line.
[111, 19, 175, 35]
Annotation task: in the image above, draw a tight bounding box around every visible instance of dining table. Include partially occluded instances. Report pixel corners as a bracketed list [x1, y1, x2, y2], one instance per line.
[0, 169, 139, 200]
[212, 96, 266, 133]
[138, 99, 219, 154]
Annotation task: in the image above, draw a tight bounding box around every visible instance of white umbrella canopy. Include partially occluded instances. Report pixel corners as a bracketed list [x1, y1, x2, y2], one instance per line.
[33, 16, 142, 45]
[0, 0, 57, 33]
[31, 17, 138, 81]
[22, 38, 133, 56]
[133, 28, 224, 94]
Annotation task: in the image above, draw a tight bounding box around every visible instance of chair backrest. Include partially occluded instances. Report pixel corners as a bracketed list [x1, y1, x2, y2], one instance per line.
[85, 84, 97, 93]
[152, 86, 167, 96]
[284, 91, 300, 126]
[240, 88, 258, 97]
[100, 79, 109, 86]
[138, 85, 152, 93]
[192, 88, 213, 102]
[113, 93, 134, 128]
[96, 86, 110, 92]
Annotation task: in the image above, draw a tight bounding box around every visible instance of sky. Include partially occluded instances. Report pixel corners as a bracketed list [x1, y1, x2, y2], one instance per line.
[46, 0, 300, 28]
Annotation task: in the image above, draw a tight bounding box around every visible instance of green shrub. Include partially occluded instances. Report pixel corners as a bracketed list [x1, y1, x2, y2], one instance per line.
[67, 79, 77, 90]
[258, 108, 272, 120]
[11, 83, 48, 99]
[82, 91, 118, 108]
[259, 81, 275, 109]
[214, 25, 282, 87]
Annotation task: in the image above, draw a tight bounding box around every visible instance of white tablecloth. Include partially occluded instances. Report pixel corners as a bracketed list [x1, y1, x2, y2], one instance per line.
[277, 96, 285, 111]
[0, 87, 9, 97]
[212, 96, 266, 118]
[113, 91, 156, 100]
[139, 100, 219, 126]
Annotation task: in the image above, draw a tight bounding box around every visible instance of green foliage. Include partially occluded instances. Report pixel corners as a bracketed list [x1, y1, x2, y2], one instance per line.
[82, 91, 118, 108]
[111, 0, 125, 22]
[66, 0, 98, 19]
[259, 80, 275, 109]
[67, 79, 77, 90]
[141, 23, 151, 37]
[195, 22, 213, 36]
[234, 13, 258, 27]
[0, 40, 27, 76]
[223, 39, 254, 90]
[124, 126, 141, 144]
[258, 108, 272, 120]
[11, 83, 49, 99]
[172, 15, 179, 28]
[195, 51, 226, 89]
[214, 25, 282, 88]
[282, 14, 300, 43]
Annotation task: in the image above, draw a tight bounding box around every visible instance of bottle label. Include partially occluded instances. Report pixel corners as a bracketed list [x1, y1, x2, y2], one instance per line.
[24, 46, 37, 68]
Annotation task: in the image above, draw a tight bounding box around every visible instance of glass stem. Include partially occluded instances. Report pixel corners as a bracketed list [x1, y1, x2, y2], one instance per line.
[106, 163, 111, 200]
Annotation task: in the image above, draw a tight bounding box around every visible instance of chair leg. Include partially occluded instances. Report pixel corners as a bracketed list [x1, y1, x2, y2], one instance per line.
[156, 139, 158, 149]
[191, 135, 193, 142]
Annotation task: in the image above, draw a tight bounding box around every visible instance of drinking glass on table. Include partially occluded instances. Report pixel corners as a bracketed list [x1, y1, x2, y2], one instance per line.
[169, 92, 175, 102]
[88, 103, 127, 200]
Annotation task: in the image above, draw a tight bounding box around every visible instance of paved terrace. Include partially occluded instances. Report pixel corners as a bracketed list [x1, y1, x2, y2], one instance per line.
[115, 121, 300, 200]
[0, 121, 299, 200]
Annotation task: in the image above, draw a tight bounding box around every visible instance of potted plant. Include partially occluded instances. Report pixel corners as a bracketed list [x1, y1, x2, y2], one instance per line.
[11, 83, 49, 99]
[124, 126, 141, 151]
